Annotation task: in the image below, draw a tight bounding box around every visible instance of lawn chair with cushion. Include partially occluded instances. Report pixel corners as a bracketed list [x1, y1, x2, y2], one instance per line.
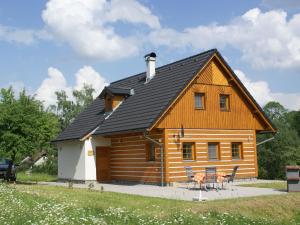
[185, 166, 197, 189]
[205, 167, 217, 190]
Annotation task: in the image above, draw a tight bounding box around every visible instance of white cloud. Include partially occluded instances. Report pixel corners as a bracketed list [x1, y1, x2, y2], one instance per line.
[235, 69, 300, 110]
[0, 25, 43, 45]
[105, 0, 161, 29]
[35, 67, 72, 106]
[74, 66, 108, 97]
[150, 8, 300, 69]
[35, 66, 107, 107]
[41, 0, 160, 60]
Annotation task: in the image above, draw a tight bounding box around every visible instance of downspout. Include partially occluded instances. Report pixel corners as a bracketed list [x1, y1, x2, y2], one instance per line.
[144, 132, 164, 187]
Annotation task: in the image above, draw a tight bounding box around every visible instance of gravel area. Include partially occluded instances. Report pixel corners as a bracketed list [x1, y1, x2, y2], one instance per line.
[39, 180, 286, 201]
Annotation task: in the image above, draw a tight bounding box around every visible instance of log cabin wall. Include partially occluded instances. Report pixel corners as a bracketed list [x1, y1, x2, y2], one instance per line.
[109, 131, 163, 183]
[164, 128, 257, 183]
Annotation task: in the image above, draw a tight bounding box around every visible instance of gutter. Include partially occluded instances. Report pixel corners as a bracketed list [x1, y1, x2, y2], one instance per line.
[143, 131, 164, 187]
[256, 134, 276, 146]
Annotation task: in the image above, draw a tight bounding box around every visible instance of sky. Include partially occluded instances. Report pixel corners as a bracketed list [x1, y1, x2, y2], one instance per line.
[0, 0, 300, 110]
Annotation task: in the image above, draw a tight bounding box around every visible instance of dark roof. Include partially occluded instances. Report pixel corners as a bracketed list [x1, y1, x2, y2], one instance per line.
[93, 49, 216, 135]
[99, 86, 133, 98]
[54, 97, 106, 142]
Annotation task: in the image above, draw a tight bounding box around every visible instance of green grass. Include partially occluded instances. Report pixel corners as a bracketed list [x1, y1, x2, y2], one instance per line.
[16, 172, 57, 182]
[0, 183, 299, 225]
[238, 182, 287, 191]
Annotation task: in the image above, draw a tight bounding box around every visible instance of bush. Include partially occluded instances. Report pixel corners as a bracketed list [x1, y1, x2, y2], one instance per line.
[31, 157, 57, 175]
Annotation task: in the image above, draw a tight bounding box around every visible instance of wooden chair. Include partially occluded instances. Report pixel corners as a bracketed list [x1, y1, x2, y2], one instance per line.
[205, 167, 217, 190]
[185, 166, 197, 189]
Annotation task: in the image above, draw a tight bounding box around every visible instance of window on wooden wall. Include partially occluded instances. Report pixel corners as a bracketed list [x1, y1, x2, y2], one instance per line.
[220, 94, 230, 111]
[195, 93, 205, 109]
[208, 143, 219, 160]
[182, 142, 195, 160]
[231, 142, 243, 160]
[146, 142, 156, 161]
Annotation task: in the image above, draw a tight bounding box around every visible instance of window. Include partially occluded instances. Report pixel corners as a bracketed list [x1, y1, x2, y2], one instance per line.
[182, 143, 195, 160]
[231, 142, 243, 159]
[208, 143, 219, 160]
[147, 142, 156, 161]
[195, 93, 205, 109]
[220, 94, 230, 111]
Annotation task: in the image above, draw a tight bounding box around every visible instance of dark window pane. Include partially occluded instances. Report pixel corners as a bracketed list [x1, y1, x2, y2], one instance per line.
[183, 143, 194, 160]
[149, 143, 155, 161]
[208, 143, 218, 160]
[220, 95, 229, 111]
[232, 143, 241, 159]
[195, 93, 204, 109]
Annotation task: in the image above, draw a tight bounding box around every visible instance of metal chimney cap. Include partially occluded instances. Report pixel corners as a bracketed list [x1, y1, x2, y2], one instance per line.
[144, 52, 156, 58]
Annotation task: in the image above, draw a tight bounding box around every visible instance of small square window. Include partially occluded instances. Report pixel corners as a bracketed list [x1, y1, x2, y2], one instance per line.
[220, 94, 230, 111]
[195, 93, 205, 109]
[208, 143, 219, 160]
[232, 142, 243, 160]
[182, 143, 195, 160]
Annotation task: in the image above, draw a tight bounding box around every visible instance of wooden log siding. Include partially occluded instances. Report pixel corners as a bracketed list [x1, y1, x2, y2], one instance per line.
[109, 132, 164, 183]
[164, 128, 257, 182]
[156, 60, 267, 131]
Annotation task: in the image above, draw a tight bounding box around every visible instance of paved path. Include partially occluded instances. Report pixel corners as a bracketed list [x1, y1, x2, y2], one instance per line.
[39, 180, 286, 201]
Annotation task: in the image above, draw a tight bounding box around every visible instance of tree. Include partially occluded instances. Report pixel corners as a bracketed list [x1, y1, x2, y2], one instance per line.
[0, 87, 59, 179]
[51, 84, 95, 130]
[257, 101, 300, 179]
[287, 110, 300, 137]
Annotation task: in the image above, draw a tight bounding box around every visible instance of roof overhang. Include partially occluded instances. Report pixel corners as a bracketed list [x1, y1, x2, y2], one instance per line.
[99, 86, 133, 99]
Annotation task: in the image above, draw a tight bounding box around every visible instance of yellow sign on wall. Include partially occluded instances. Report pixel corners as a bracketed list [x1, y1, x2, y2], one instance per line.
[88, 150, 94, 156]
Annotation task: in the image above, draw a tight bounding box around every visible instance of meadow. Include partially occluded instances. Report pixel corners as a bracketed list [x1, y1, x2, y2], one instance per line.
[0, 182, 299, 225]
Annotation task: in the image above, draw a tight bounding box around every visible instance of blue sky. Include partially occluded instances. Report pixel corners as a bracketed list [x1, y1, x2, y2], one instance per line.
[0, 0, 300, 109]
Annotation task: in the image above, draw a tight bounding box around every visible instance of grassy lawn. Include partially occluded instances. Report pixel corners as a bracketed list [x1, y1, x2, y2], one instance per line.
[0, 183, 299, 225]
[16, 171, 57, 182]
[238, 182, 287, 191]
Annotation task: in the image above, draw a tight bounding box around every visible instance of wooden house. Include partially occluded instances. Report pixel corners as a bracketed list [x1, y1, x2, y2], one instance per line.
[54, 49, 276, 184]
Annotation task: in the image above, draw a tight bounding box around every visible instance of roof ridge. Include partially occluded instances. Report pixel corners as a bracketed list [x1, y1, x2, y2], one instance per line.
[110, 48, 217, 85]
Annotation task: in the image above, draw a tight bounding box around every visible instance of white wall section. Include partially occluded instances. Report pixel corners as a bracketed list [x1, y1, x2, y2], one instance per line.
[57, 136, 111, 181]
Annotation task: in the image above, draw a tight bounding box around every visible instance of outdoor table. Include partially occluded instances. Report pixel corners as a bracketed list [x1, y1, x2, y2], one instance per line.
[194, 172, 227, 189]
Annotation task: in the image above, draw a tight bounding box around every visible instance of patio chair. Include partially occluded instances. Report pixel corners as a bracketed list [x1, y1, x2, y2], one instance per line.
[224, 166, 239, 191]
[225, 166, 239, 183]
[205, 167, 217, 190]
[185, 166, 197, 189]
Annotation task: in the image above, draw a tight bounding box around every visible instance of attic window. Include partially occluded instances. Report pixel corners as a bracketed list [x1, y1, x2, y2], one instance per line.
[220, 94, 230, 111]
[195, 93, 205, 109]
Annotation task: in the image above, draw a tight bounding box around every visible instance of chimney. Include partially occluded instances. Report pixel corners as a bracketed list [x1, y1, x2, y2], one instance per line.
[144, 52, 156, 83]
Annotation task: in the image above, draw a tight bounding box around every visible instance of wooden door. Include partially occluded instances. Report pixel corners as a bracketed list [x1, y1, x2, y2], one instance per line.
[96, 146, 111, 182]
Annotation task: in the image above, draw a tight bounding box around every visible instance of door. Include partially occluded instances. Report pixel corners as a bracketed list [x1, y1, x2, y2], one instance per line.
[96, 146, 111, 182]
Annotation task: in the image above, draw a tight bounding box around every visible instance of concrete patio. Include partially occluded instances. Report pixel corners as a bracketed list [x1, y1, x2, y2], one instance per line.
[39, 180, 287, 201]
